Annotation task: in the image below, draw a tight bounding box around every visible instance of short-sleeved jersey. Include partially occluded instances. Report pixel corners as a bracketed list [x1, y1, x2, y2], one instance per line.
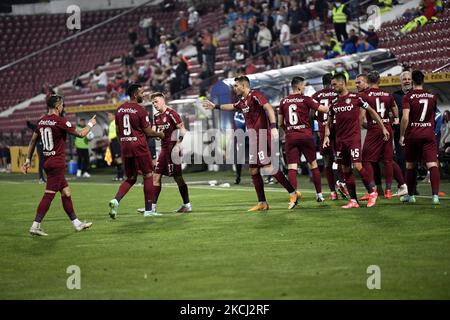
[154, 107, 183, 150]
[402, 89, 437, 140]
[330, 92, 369, 141]
[35, 114, 77, 169]
[115, 101, 151, 157]
[279, 94, 319, 139]
[312, 88, 337, 136]
[233, 90, 269, 130]
[360, 87, 395, 132]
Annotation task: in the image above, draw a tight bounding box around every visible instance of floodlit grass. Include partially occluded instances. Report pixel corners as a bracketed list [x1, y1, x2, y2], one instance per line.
[0, 171, 449, 299]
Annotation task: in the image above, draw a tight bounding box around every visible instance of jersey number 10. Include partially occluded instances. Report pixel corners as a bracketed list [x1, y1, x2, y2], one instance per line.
[40, 127, 54, 151]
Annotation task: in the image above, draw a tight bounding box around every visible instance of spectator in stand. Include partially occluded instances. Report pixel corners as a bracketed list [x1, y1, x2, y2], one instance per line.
[173, 11, 189, 40]
[157, 35, 171, 67]
[0, 142, 11, 173]
[245, 16, 259, 56]
[193, 31, 204, 65]
[188, 6, 199, 31]
[133, 42, 148, 58]
[307, 0, 322, 42]
[262, 6, 275, 38]
[331, 1, 350, 42]
[90, 67, 108, 90]
[315, 0, 328, 22]
[441, 110, 450, 154]
[287, 0, 307, 35]
[278, 16, 291, 67]
[128, 28, 137, 46]
[226, 7, 239, 28]
[342, 29, 358, 54]
[223, 60, 238, 79]
[359, 25, 379, 49]
[245, 57, 257, 74]
[401, 0, 439, 34]
[257, 21, 273, 67]
[331, 62, 350, 81]
[72, 74, 84, 91]
[121, 51, 137, 78]
[194, 63, 214, 93]
[241, 5, 255, 21]
[323, 33, 342, 59]
[150, 64, 166, 92]
[378, 0, 393, 15]
[356, 38, 375, 53]
[203, 28, 217, 75]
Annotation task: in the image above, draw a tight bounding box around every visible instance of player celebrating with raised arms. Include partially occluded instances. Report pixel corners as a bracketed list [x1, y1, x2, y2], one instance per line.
[146, 92, 192, 214]
[108, 84, 164, 219]
[278, 76, 329, 203]
[203, 75, 300, 211]
[22, 95, 96, 236]
[399, 70, 440, 204]
[323, 73, 390, 209]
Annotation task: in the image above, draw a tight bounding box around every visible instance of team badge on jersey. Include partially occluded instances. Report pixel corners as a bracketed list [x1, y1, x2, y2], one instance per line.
[346, 98, 351, 104]
[66, 121, 72, 127]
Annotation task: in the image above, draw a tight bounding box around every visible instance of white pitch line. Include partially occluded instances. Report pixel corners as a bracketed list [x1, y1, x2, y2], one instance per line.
[1, 180, 449, 199]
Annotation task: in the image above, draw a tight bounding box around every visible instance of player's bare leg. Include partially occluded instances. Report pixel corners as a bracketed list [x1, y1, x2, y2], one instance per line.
[427, 161, 440, 205]
[401, 162, 417, 203]
[142, 173, 163, 216]
[61, 186, 92, 231]
[109, 176, 137, 219]
[308, 161, 324, 202]
[392, 160, 408, 197]
[354, 162, 378, 208]
[29, 189, 56, 236]
[248, 167, 269, 211]
[263, 164, 299, 210]
[341, 165, 360, 209]
[174, 175, 192, 213]
[324, 154, 338, 200]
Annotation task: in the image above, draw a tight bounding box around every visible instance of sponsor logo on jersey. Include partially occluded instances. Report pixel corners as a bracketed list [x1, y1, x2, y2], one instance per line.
[120, 137, 138, 142]
[118, 108, 138, 113]
[333, 105, 354, 112]
[38, 120, 57, 126]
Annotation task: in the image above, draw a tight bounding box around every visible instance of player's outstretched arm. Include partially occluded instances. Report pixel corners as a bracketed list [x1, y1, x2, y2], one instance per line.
[144, 126, 164, 139]
[323, 115, 333, 148]
[317, 104, 329, 114]
[202, 99, 236, 111]
[399, 109, 410, 146]
[367, 106, 389, 140]
[278, 113, 285, 130]
[359, 108, 368, 129]
[392, 101, 400, 125]
[22, 132, 38, 174]
[75, 115, 96, 138]
[263, 103, 279, 140]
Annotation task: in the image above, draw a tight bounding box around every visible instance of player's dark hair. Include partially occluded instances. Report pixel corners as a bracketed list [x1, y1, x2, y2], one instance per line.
[332, 73, 347, 83]
[291, 76, 305, 89]
[356, 73, 368, 81]
[367, 70, 380, 84]
[412, 70, 425, 85]
[150, 92, 165, 100]
[234, 75, 250, 86]
[127, 83, 142, 99]
[322, 73, 333, 86]
[47, 94, 63, 109]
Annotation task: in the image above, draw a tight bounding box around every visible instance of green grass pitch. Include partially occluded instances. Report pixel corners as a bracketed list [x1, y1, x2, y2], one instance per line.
[0, 171, 449, 299]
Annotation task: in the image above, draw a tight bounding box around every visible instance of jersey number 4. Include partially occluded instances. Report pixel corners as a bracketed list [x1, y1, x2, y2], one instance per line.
[40, 127, 54, 151]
